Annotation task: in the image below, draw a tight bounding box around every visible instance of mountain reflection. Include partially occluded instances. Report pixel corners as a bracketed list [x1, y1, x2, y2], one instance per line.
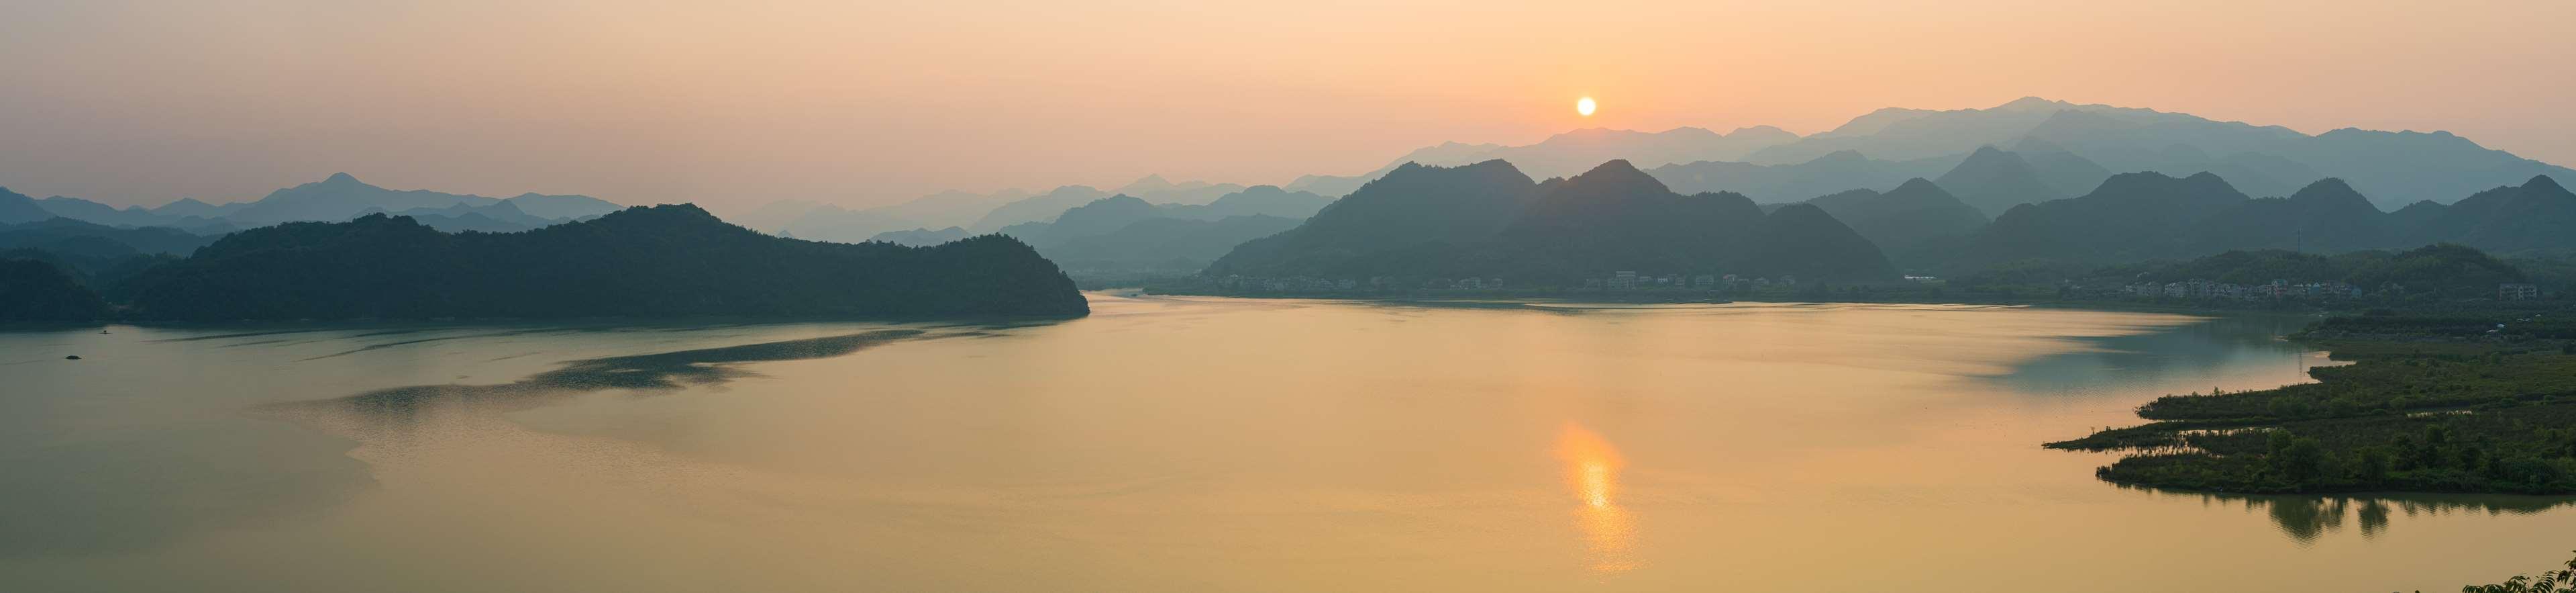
[1992, 313, 2317, 398]
[2122, 485, 2576, 544]
[1557, 423, 1639, 574]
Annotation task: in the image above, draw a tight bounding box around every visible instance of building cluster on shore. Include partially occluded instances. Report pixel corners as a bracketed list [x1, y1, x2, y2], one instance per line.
[1208, 275, 1358, 293]
[2105, 280, 2552, 302]
[2116, 279, 2365, 301]
[1205, 275, 1508, 293]
[1583, 271, 1794, 291]
[1191, 271, 1805, 295]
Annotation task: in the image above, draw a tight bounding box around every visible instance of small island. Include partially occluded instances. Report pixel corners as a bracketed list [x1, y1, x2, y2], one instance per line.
[2049, 310, 2576, 494]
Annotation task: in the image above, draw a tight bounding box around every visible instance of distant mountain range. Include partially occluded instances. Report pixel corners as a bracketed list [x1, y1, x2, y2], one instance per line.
[713, 97, 2573, 255]
[8, 95, 2574, 301]
[1740, 97, 2569, 208]
[1959, 173, 2576, 267]
[1647, 150, 1961, 205]
[1211, 160, 1896, 283]
[2, 218, 215, 257]
[1284, 126, 1802, 196]
[1206, 152, 2576, 285]
[1804, 179, 1989, 267]
[1266, 97, 2570, 212]
[750, 174, 1259, 243]
[1, 173, 626, 236]
[0, 187, 67, 225]
[896, 185, 1335, 271]
[221, 173, 623, 230]
[116, 205, 1087, 320]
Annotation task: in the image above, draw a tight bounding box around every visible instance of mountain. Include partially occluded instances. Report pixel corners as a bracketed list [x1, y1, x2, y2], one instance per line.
[720, 199, 827, 234]
[1492, 159, 1767, 281]
[1, 218, 219, 257]
[1934, 147, 2073, 217]
[1748, 97, 2575, 210]
[1047, 215, 1304, 271]
[1159, 186, 1332, 220]
[966, 185, 1113, 233]
[1110, 175, 1246, 206]
[221, 173, 505, 225]
[1213, 158, 1898, 283]
[1953, 171, 2576, 271]
[994, 195, 1164, 246]
[772, 202, 925, 242]
[870, 226, 969, 247]
[150, 197, 248, 219]
[2406, 175, 2576, 253]
[2297, 128, 2571, 208]
[119, 205, 1086, 320]
[1284, 141, 1503, 197]
[1752, 97, 2111, 164]
[2183, 178, 2398, 254]
[756, 181, 1209, 244]
[1441, 126, 1804, 181]
[501, 193, 623, 220]
[0, 257, 108, 322]
[367, 201, 562, 233]
[2187, 150, 2322, 199]
[393, 211, 534, 234]
[17, 174, 621, 233]
[0, 187, 53, 224]
[871, 189, 1035, 230]
[1284, 126, 1802, 197]
[1804, 178, 1989, 267]
[1749, 203, 1900, 281]
[1648, 150, 1962, 203]
[762, 183, 1312, 250]
[2008, 138, 2117, 197]
[1962, 171, 2256, 266]
[1209, 160, 1541, 277]
[947, 187, 1331, 272]
[34, 196, 174, 228]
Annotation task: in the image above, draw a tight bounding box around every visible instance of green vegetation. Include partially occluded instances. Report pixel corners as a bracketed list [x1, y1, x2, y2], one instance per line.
[0, 257, 109, 322]
[2130, 244, 2526, 299]
[1206, 159, 1899, 285]
[2422, 549, 2576, 592]
[2049, 309, 2576, 494]
[115, 205, 1088, 320]
[1947, 244, 2542, 303]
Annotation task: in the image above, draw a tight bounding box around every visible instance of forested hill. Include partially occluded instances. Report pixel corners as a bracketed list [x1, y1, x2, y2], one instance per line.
[119, 204, 1088, 320]
[1208, 160, 1899, 283]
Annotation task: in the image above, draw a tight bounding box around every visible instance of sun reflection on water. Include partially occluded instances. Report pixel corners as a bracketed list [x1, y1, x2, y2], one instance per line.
[1556, 422, 1639, 574]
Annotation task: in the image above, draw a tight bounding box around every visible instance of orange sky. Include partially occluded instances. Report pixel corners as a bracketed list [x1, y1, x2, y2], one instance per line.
[3, 0, 2571, 208]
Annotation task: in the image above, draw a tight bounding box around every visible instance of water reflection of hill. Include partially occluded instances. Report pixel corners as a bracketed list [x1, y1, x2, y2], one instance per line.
[1994, 313, 2318, 398]
[2120, 484, 2576, 543]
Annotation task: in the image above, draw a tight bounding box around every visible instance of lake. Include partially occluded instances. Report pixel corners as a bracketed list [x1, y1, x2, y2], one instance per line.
[3, 293, 2570, 591]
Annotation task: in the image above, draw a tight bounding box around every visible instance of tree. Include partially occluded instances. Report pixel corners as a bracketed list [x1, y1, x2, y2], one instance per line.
[2267, 430, 2328, 485]
[2432, 549, 2576, 592]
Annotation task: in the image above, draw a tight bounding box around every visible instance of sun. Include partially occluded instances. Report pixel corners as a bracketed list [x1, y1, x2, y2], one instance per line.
[1576, 97, 1598, 117]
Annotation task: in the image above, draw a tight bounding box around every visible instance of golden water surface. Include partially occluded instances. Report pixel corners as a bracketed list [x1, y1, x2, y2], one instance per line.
[2, 293, 2569, 591]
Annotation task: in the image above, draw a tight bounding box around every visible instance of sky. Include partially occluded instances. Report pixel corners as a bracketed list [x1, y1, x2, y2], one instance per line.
[3, 0, 2572, 210]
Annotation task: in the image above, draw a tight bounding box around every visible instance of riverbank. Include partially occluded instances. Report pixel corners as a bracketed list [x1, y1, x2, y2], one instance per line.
[1132, 275, 2576, 314]
[2047, 310, 2576, 494]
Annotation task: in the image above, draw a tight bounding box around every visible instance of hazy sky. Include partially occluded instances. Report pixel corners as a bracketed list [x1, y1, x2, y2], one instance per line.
[4, 0, 2571, 210]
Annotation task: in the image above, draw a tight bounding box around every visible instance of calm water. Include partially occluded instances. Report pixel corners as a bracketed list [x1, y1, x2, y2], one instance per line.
[3, 294, 2570, 591]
